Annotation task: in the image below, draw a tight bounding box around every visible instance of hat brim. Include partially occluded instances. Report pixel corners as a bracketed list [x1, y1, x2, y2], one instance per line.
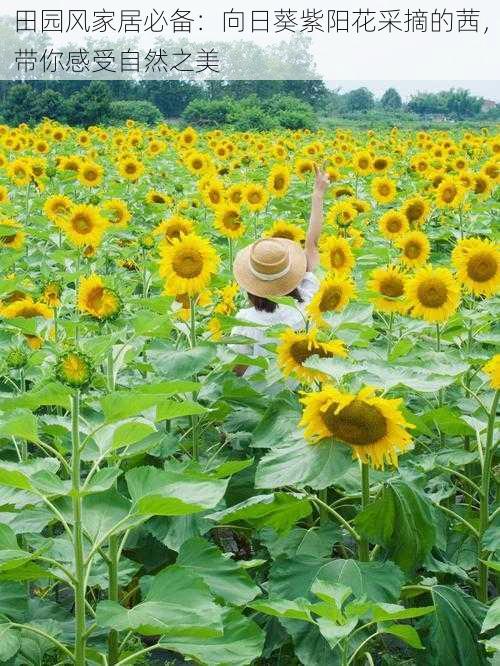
[233, 239, 307, 298]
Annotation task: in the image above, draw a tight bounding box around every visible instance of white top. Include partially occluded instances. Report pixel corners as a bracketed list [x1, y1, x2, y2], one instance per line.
[230, 272, 320, 364]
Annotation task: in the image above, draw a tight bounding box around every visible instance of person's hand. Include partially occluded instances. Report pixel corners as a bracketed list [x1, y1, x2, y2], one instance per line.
[313, 164, 330, 197]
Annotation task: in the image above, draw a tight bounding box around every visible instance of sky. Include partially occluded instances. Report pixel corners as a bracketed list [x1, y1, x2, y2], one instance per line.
[330, 81, 500, 103]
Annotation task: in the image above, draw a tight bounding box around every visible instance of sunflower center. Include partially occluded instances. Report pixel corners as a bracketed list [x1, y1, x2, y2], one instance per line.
[125, 163, 137, 174]
[406, 202, 424, 221]
[172, 250, 203, 278]
[248, 192, 261, 204]
[209, 190, 221, 204]
[274, 175, 285, 190]
[322, 399, 388, 446]
[192, 159, 203, 170]
[289, 340, 332, 365]
[223, 212, 241, 230]
[152, 194, 165, 203]
[378, 183, 391, 196]
[442, 186, 457, 203]
[358, 158, 369, 169]
[379, 276, 404, 298]
[84, 169, 98, 182]
[474, 179, 487, 194]
[319, 287, 342, 311]
[387, 217, 402, 233]
[417, 278, 447, 308]
[467, 252, 497, 282]
[330, 248, 346, 269]
[72, 215, 92, 234]
[405, 241, 422, 259]
[2, 234, 17, 244]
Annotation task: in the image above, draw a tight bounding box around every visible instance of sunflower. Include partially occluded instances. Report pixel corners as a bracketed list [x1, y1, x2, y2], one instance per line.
[41, 281, 62, 307]
[185, 151, 210, 175]
[207, 317, 223, 341]
[307, 276, 356, 326]
[78, 161, 104, 188]
[7, 159, 32, 186]
[295, 158, 314, 179]
[378, 211, 409, 240]
[300, 385, 413, 468]
[451, 237, 500, 297]
[405, 265, 461, 323]
[0, 186, 9, 203]
[214, 205, 246, 239]
[353, 151, 373, 176]
[118, 157, 145, 182]
[178, 127, 197, 148]
[244, 184, 268, 212]
[55, 351, 93, 389]
[483, 354, 500, 390]
[2, 297, 53, 320]
[277, 328, 347, 383]
[44, 195, 73, 225]
[62, 204, 108, 248]
[146, 190, 173, 206]
[158, 233, 219, 296]
[371, 177, 397, 204]
[397, 230, 430, 268]
[472, 174, 492, 199]
[226, 184, 245, 206]
[101, 199, 131, 228]
[202, 182, 224, 209]
[268, 165, 290, 198]
[320, 236, 355, 276]
[58, 156, 81, 173]
[77, 274, 122, 320]
[435, 177, 465, 209]
[264, 220, 305, 244]
[0, 218, 25, 250]
[154, 215, 194, 244]
[368, 265, 408, 314]
[372, 156, 392, 173]
[327, 202, 359, 228]
[401, 196, 430, 226]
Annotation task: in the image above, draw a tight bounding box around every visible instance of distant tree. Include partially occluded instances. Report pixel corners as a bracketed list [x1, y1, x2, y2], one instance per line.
[408, 88, 483, 118]
[5, 84, 37, 124]
[34, 89, 68, 123]
[345, 87, 375, 112]
[65, 81, 112, 126]
[109, 100, 163, 125]
[381, 88, 402, 110]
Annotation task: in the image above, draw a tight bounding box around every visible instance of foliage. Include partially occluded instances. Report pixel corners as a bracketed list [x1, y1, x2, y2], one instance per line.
[0, 117, 497, 666]
[109, 100, 164, 126]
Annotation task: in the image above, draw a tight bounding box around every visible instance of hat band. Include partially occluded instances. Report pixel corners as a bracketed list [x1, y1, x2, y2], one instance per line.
[249, 254, 291, 282]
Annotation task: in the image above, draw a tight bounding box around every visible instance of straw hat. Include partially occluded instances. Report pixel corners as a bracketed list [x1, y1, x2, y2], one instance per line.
[233, 238, 307, 297]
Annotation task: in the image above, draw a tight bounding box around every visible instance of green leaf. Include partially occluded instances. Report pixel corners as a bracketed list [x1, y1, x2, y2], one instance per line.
[316, 617, 357, 650]
[0, 624, 20, 661]
[0, 410, 39, 443]
[0, 383, 71, 411]
[159, 608, 265, 666]
[176, 537, 259, 606]
[96, 564, 223, 637]
[126, 466, 228, 516]
[251, 393, 302, 449]
[92, 418, 157, 454]
[421, 407, 475, 436]
[428, 585, 488, 666]
[355, 479, 436, 573]
[270, 556, 404, 604]
[249, 597, 312, 623]
[209, 493, 312, 534]
[149, 345, 216, 379]
[255, 438, 353, 490]
[370, 602, 435, 621]
[382, 623, 424, 649]
[481, 598, 500, 633]
[100, 382, 202, 421]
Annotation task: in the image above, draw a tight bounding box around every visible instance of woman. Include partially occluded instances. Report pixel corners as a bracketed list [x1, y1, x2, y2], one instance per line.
[231, 166, 330, 376]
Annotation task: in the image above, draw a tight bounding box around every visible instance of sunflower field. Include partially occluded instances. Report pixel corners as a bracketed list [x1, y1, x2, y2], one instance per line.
[0, 119, 498, 666]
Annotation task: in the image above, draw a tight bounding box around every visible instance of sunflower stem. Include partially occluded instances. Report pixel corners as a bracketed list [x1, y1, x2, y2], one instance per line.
[387, 312, 394, 360]
[478, 390, 499, 602]
[358, 462, 370, 562]
[318, 488, 329, 525]
[71, 391, 87, 665]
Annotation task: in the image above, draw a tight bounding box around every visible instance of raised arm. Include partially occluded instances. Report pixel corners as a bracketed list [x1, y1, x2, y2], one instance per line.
[305, 165, 330, 271]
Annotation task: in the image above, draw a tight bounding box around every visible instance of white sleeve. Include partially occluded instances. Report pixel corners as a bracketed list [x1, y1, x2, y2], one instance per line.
[298, 272, 320, 305]
[230, 324, 257, 358]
